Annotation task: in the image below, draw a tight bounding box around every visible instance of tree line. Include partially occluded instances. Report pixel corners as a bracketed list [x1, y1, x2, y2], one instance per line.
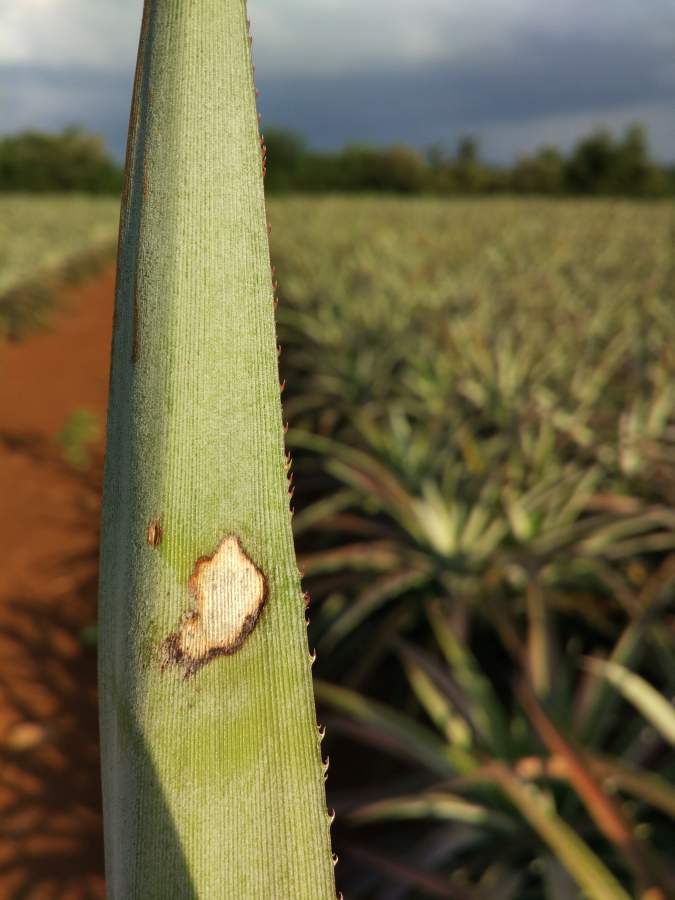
[1, 124, 673, 197]
[264, 125, 674, 196]
[0, 128, 123, 193]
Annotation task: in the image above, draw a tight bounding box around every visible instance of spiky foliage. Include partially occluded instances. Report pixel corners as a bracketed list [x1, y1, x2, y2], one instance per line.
[264, 196, 675, 897]
[98, 4, 335, 897]
[268, 198, 675, 657]
[317, 598, 675, 899]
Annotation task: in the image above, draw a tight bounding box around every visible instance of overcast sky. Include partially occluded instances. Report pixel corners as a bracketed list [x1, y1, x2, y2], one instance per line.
[2, 0, 674, 163]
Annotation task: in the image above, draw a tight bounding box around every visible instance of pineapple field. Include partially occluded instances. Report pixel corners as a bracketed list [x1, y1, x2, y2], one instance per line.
[1, 194, 674, 898]
[0, 195, 119, 340]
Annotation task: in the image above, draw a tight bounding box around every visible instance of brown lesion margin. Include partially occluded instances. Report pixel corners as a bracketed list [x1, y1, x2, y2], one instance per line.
[159, 537, 269, 679]
[131, 266, 141, 364]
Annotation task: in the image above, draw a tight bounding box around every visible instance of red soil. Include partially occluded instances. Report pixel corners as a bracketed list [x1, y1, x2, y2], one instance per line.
[0, 268, 116, 898]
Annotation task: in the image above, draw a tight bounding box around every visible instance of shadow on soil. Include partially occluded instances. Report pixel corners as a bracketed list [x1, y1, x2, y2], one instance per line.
[0, 433, 104, 898]
[0, 434, 194, 898]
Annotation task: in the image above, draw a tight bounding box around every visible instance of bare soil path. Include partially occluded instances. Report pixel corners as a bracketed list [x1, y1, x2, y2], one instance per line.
[0, 267, 115, 898]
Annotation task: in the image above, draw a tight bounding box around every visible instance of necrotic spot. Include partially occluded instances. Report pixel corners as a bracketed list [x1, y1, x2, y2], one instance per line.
[160, 535, 267, 677]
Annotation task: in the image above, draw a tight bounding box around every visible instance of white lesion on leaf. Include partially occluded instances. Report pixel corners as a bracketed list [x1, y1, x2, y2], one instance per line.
[161, 535, 267, 676]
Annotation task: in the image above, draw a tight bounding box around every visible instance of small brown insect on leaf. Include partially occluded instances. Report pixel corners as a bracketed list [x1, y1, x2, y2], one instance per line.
[147, 520, 163, 548]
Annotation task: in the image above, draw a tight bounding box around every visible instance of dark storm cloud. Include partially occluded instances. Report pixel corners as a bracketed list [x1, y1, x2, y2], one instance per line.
[2, 23, 673, 162]
[3, 63, 133, 158]
[255, 29, 675, 157]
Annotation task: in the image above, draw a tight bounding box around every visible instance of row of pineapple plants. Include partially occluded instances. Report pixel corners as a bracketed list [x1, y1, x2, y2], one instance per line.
[269, 196, 675, 898]
[0, 194, 119, 339]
